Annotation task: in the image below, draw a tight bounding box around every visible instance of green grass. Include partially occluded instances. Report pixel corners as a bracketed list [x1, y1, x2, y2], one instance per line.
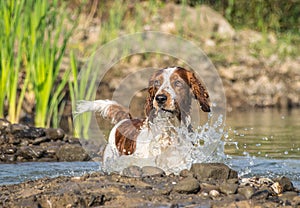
[0, 0, 78, 127]
[0, 1, 28, 123]
[69, 51, 98, 138]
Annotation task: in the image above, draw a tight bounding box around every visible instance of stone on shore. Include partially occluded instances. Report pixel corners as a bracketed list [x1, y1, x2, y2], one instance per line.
[0, 120, 91, 163]
[191, 163, 238, 180]
[173, 177, 200, 194]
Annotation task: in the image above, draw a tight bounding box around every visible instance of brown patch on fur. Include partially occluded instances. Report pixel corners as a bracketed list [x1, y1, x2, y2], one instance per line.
[115, 119, 144, 155]
[106, 104, 131, 124]
[179, 67, 210, 112]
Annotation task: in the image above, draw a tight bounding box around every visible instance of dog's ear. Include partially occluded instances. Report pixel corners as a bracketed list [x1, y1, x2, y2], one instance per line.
[187, 71, 210, 112]
[144, 85, 156, 116]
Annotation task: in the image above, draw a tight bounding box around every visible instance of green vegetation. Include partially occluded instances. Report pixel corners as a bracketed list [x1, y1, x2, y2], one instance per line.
[0, 0, 299, 131]
[0, 0, 77, 127]
[69, 51, 98, 137]
[178, 0, 300, 34]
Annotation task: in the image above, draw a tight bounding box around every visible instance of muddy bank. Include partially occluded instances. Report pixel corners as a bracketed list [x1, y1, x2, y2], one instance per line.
[0, 119, 90, 163]
[0, 163, 299, 207]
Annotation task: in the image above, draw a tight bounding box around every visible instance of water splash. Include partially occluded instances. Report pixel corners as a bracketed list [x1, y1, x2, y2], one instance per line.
[102, 114, 226, 175]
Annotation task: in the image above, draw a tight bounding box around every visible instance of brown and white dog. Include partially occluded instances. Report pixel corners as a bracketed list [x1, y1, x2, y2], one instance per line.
[75, 66, 210, 162]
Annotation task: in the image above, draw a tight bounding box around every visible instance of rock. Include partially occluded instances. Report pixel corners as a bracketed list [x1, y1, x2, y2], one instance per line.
[122, 166, 142, 177]
[4, 147, 17, 154]
[238, 186, 255, 199]
[273, 176, 294, 192]
[32, 137, 50, 145]
[10, 123, 28, 132]
[6, 154, 16, 162]
[45, 128, 65, 140]
[191, 163, 238, 180]
[200, 183, 219, 193]
[8, 137, 20, 145]
[279, 191, 298, 201]
[179, 169, 194, 178]
[56, 144, 90, 162]
[209, 190, 220, 198]
[0, 119, 10, 131]
[224, 200, 252, 208]
[141, 166, 165, 177]
[250, 189, 269, 200]
[160, 3, 235, 40]
[173, 177, 200, 194]
[18, 146, 45, 159]
[11, 124, 45, 139]
[292, 196, 300, 206]
[219, 183, 238, 195]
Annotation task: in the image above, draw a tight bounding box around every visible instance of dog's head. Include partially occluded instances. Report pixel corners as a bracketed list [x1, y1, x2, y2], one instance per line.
[145, 67, 210, 124]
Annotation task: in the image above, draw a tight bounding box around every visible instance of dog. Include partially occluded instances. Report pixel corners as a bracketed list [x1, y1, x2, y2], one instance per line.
[75, 66, 210, 163]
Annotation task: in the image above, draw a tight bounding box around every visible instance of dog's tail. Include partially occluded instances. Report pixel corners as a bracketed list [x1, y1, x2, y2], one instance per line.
[73, 100, 131, 124]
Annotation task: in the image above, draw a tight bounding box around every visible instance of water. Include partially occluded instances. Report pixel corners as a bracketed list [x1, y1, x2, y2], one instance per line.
[0, 161, 100, 186]
[0, 109, 299, 188]
[102, 113, 225, 174]
[225, 109, 300, 159]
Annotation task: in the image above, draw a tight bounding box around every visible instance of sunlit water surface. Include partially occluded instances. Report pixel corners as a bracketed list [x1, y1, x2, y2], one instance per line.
[0, 109, 299, 188]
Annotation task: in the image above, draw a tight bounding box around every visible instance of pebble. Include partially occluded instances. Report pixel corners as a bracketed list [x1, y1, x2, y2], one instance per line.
[179, 169, 194, 178]
[209, 190, 220, 198]
[32, 137, 50, 145]
[45, 128, 65, 140]
[238, 186, 255, 199]
[5, 147, 17, 154]
[141, 166, 165, 177]
[10, 123, 28, 132]
[200, 183, 219, 193]
[122, 166, 142, 177]
[292, 196, 300, 206]
[8, 137, 20, 145]
[6, 154, 16, 162]
[278, 191, 298, 201]
[219, 183, 238, 195]
[250, 189, 269, 200]
[173, 177, 200, 194]
[0, 119, 10, 130]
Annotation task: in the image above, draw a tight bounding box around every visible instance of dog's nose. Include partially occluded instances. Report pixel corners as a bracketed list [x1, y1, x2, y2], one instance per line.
[155, 94, 167, 105]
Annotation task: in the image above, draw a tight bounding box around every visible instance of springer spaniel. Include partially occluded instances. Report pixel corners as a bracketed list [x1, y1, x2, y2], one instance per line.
[75, 66, 210, 163]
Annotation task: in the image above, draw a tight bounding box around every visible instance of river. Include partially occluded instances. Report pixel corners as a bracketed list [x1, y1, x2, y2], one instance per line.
[0, 109, 299, 188]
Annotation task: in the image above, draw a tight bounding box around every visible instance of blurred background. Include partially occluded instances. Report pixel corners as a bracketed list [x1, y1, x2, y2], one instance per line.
[0, 0, 299, 132]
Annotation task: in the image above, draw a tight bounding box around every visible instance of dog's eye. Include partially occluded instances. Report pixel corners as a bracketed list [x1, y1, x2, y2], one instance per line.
[174, 80, 183, 87]
[154, 80, 160, 86]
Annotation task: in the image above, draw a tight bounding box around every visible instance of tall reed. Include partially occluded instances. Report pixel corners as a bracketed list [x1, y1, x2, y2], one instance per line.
[69, 51, 98, 138]
[0, 1, 27, 123]
[0, 0, 77, 127]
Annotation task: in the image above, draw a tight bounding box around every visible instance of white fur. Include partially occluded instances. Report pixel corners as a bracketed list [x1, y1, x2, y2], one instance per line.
[103, 119, 154, 164]
[74, 99, 118, 119]
[156, 67, 177, 108]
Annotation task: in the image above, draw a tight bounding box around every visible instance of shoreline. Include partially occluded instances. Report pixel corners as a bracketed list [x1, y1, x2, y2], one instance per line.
[1, 163, 299, 207]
